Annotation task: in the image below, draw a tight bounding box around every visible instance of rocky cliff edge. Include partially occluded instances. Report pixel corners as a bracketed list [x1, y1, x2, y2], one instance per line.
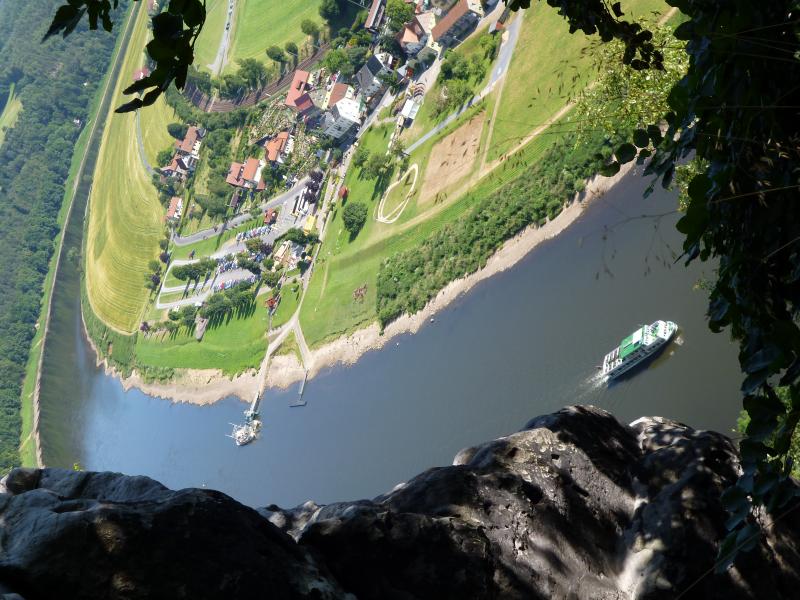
[1, 406, 798, 599]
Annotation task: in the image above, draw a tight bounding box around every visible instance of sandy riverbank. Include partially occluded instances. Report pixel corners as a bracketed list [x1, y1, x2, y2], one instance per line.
[108, 162, 635, 400]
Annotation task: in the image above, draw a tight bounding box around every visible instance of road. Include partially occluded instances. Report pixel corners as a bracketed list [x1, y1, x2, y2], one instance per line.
[406, 15, 522, 154]
[209, 0, 236, 76]
[173, 175, 311, 246]
[135, 111, 156, 176]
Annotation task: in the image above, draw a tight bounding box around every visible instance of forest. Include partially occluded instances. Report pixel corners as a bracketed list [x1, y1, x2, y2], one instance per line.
[0, 0, 123, 470]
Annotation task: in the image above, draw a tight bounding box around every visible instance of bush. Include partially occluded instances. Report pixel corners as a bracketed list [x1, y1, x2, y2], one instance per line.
[342, 201, 367, 237]
[167, 122, 188, 140]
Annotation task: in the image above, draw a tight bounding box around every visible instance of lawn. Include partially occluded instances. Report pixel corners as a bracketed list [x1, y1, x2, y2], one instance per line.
[138, 94, 177, 166]
[85, 7, 165, 333]
[270, 282, 301, 329]
[135, 302, 270, 374]
[0, 83, 22, 149]
[487, 0, 669, 162]
[224, 0, 325, 75]
[193, 0, 230, 70]
[274, 331, 301, 361]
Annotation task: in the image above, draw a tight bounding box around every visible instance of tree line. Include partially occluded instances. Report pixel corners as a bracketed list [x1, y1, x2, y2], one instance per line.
[0, 0, 124, 471]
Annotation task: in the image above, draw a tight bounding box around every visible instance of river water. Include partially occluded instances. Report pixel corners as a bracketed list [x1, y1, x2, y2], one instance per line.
[38, 170, 743, 507]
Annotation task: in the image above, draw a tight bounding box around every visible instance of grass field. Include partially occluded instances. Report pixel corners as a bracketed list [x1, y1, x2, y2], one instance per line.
[85, 7, 165, 333]
[0, 83, 22, 149]
[138, 94, 177, 166]
[135, 302, 270, 374]
[194, 0, 230, 69]
[487, 0, 668, 161]
[271, 283, 300, 328]
[224, 0, 325, 75]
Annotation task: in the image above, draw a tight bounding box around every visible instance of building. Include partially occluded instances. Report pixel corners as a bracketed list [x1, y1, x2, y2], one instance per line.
[431, 0, 483, 48]
[133, 67, 150, 81]
[173, 125, 204, 170]
[226, 158, 265, 190]
[265, 131, 294, 164]
[364, 0, 385, 32]
[161, 155, 191, 180]
[396, 17, 429, 56]
[355, 53, 393, 99]
[285, 70, 319, 118]
[321, 86, 363, 139]
[165, 196, 183, 222]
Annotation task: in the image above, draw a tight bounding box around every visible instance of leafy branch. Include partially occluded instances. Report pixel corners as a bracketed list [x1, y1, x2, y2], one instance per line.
[44, 0, 206, 112]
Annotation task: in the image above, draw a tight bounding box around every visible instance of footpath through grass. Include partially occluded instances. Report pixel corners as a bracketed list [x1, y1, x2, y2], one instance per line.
[85, 7, 164, 333]
[225, 0, 324, 75]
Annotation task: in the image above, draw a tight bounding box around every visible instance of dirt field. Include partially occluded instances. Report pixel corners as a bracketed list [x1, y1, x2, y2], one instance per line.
[418, 113, 485, 205]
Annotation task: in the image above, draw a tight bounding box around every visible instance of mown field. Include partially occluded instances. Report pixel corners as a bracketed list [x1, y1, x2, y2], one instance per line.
[85, 7, 164, 333]
[139, 94, 177, 166]
[224, 0, 325, 74]
[0, 83, 22, 148]
[193, 0, 230, 69]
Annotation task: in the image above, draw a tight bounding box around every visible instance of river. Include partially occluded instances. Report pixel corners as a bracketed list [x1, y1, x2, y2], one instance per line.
[38, 169, 743, 508]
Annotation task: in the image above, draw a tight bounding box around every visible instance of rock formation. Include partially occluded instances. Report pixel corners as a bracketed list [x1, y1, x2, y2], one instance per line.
[1, 406, 798, 599]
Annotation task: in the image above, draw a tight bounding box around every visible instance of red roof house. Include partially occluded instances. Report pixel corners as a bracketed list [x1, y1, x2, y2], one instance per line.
[265, 131, 291, 163]
[226, 158, 264, 189]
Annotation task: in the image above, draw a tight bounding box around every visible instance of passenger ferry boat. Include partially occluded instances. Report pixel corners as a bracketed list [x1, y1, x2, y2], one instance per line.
[601, 320, 678, 381]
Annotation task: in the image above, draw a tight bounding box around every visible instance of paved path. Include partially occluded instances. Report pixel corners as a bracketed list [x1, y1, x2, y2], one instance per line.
[407, 16, 522, 154]
[135, 110, 156, 176]
[173, 175, 310, 246]
[209, 0, 236, 75]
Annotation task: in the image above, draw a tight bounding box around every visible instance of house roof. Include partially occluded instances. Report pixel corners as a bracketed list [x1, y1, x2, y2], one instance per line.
[285, 70, 311, 108]
[165, 155, 188, 173]
[294, 92, 315, 114]
[166, 196, 181, 219]
[177, 126, 201, 154]
[432, 0, 474, 42]
[398, 20, 423, 45]
[242, 158, 260, 182]
[265, 132, 290, 162]
[226, 162, 243, 186]
[415, 11, 436, 35]
[327, 82, 350, 109]
[365, 0, 385, 30]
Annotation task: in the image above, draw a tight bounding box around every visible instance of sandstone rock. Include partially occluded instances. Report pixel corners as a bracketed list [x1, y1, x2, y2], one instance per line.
[0, 406, 798, 599]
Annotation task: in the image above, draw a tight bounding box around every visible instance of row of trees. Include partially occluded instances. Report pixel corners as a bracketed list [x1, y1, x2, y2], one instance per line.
[172, 258, 218, 282]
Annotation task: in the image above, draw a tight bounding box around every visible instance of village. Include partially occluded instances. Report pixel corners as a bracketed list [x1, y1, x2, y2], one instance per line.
[143, 0, 507, 343]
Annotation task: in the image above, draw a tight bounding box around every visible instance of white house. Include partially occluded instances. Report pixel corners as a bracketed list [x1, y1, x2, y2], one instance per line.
[322, 86, 364, 139]
[355, 52, 393, 99]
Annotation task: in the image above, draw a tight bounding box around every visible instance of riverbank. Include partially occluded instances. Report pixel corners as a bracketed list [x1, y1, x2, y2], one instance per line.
[95, 162, 635, 403]
[20, 2, 138, 467]
[267, 161, 638, 388]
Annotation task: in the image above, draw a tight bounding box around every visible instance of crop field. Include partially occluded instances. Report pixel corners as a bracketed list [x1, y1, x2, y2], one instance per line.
[138, 94, 177, 166]
[194, 0, 230, 69]
[0, 83, 22, 148]
[225, 0, 325, 74]
[85, 8, 164, 333]
[135, 303, 270, 374]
